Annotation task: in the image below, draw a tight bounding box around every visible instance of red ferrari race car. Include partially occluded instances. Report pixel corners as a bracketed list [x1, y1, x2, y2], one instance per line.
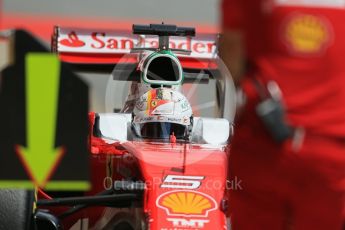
[0, 24, 236, 230]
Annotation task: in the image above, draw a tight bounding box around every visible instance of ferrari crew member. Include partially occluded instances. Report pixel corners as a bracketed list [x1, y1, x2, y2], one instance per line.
[220, 0, 345, 229]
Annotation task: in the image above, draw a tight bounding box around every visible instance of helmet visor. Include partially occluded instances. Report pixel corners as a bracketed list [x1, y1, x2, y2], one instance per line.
[137, 122, 187, 139]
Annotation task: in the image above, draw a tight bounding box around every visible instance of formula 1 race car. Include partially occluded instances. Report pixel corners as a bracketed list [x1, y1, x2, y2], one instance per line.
[2, 23, 235, 230]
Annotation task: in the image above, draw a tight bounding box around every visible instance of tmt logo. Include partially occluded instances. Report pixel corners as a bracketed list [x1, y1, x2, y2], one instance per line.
[167, 218, 210, 228]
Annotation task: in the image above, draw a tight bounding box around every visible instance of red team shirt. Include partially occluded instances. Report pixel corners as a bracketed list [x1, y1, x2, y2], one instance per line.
[222, 0, 345, 137]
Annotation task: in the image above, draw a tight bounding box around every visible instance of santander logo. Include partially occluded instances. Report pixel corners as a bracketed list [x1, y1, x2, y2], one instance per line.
[58, 30, 216, 58]
[59, 31, 86, 48]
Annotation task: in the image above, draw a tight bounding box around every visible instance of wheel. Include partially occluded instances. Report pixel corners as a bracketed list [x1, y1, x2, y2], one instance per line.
[0, 189, 35, 230]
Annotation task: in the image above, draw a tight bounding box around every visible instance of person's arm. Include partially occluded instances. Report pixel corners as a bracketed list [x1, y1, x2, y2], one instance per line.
[219, 0, 246, 86]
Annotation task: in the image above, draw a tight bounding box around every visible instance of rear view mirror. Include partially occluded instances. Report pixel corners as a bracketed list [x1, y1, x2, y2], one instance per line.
[89, 113, 131, 154]
[192, 117, 230, 145]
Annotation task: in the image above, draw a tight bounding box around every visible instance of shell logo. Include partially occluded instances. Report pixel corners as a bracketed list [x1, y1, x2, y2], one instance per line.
[156, 190, 218, 217]
[284, 14, 332, 54]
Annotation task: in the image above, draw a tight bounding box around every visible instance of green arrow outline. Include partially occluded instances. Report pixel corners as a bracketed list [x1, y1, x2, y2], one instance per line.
[0, 180, 90, 190]
[16, 53, 64, 188]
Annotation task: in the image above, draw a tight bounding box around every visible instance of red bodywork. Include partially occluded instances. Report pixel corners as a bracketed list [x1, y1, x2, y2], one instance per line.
[123, 141, 228, 230]
[40, 113, 229, 229]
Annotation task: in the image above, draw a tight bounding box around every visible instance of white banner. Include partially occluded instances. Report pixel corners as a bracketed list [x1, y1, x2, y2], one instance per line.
[57, 27, 218, 59]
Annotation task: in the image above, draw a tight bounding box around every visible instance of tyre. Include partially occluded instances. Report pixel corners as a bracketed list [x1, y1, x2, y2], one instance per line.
[0, 189, 35, 230]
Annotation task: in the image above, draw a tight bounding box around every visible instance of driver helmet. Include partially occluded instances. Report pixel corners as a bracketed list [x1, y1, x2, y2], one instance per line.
[132, 88, 193, 139]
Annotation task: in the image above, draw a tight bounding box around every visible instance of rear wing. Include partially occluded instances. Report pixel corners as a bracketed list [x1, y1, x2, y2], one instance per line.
[51, 26, 219, 70]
